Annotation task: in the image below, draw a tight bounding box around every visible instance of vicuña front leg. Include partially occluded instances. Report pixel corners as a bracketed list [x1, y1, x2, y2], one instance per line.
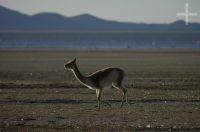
[96, 89, 102, 110]
[120, 89, 127, 107]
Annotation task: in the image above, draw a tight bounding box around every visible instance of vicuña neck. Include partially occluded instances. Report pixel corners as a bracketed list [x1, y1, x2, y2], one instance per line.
[71, 64, 85, 84]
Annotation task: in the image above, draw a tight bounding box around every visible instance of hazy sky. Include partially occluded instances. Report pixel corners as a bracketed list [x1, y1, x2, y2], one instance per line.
[0, 0, 200, 23]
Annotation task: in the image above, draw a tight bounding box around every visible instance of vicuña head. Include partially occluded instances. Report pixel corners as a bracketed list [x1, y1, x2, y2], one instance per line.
[65, 58, 76, 70]
[64, 58, 128, 110]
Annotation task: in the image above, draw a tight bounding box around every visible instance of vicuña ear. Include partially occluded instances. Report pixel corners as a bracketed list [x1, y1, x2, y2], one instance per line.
[73, 58, 76, 62]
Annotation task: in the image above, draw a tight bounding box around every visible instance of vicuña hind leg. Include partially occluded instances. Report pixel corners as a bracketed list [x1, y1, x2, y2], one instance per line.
[112, 83, 128, 108]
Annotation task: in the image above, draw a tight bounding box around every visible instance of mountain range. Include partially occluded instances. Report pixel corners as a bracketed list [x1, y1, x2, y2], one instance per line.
[0, 5, 200, 30]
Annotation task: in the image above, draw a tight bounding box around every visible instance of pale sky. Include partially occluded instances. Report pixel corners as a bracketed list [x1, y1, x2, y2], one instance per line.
[0, 0, 200, 23]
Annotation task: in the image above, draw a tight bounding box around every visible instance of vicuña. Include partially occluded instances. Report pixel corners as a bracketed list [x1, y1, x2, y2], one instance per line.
[65, 58, 128, 110]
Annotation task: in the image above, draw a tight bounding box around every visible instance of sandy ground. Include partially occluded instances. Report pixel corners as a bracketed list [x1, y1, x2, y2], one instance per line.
[0, 49, 200, 131]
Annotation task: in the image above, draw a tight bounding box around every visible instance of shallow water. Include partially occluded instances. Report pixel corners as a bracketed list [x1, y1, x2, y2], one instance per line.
[0, 31, 200, 48]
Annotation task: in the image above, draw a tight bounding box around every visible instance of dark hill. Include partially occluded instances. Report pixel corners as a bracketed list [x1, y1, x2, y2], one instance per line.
[0, 5, 200, 30]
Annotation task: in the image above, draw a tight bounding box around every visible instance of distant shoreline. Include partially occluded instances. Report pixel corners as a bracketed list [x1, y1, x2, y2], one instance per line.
[0, 48, 200, 52]
[0, 31, 199, 48]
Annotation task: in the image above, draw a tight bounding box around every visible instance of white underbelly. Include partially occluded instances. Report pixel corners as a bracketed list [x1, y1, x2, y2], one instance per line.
[83, 83, 96, 90]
